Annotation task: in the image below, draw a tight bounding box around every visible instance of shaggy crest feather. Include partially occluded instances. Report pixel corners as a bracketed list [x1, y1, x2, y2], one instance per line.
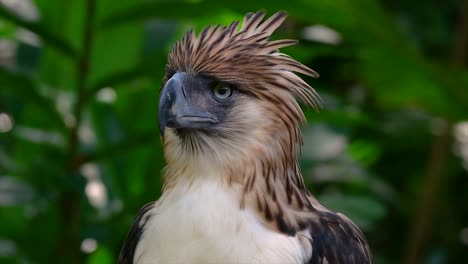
[166, 10, 321, 111]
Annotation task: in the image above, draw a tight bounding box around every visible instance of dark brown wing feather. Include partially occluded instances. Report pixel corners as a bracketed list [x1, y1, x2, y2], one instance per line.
[118, 202, 155, 264]
[307, 211, 372, 264]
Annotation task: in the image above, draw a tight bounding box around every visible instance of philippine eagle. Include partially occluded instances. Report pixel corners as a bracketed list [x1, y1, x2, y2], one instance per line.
[119, 10, 372, 264]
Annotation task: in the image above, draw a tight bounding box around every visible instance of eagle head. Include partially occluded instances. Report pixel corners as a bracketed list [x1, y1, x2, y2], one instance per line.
[158, 11, 320, 175]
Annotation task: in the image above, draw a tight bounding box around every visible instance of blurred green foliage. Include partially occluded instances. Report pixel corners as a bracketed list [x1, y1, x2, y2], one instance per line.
[0, 0, 467, 263]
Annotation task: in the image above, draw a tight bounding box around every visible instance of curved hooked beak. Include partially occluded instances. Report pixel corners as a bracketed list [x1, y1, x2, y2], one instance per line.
[158, 72, 218, 136]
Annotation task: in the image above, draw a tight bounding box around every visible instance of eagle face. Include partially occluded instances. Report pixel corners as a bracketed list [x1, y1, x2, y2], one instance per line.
[158, 72, 238, 135]
[158, 71, 263, 167]
[158, 73, 278, 172]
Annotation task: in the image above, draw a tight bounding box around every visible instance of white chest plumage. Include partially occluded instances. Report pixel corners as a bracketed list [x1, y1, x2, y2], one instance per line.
[133, 173, 308, 264]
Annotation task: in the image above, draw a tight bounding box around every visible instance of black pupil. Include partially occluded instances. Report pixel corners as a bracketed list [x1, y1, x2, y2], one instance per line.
[218, 87, 228, 95]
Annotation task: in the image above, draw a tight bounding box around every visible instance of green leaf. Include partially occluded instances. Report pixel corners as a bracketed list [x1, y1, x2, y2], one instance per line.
[100, 0, 355, 30]
[429, 63, 468, 116]
[81, 129, 159, 165]
[319, 192, 386, 230]
[0, 67, 66, 131]
[304, 107, 373, 128]
[88, 21, 145, 88]
[348, 140, 381, 166]
[0, 3, 77, 59]
[87, 64, 151, 98]
[0, 19, 16, 38]
[87, 245, 113, 264]
[358, 46, 467, 119]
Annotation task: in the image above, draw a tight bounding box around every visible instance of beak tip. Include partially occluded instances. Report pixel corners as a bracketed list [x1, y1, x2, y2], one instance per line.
[159, 124, 165, 137]
[158, 104, 167, 137]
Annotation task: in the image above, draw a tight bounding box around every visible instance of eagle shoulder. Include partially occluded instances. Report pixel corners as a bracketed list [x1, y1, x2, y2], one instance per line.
[118, 202, 155, 264]
[306, 210, 372, 264]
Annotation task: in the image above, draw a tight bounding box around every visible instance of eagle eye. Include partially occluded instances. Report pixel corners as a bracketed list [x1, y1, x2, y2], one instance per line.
[213, 83, 233, 100]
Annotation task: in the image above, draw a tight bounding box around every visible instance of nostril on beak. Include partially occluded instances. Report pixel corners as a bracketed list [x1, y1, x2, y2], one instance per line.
[181, 84, 187, 99]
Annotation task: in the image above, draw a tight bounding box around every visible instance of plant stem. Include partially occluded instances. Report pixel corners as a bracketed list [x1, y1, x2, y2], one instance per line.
[55, 0, 96, 262]
[403, 121, 452, 264]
